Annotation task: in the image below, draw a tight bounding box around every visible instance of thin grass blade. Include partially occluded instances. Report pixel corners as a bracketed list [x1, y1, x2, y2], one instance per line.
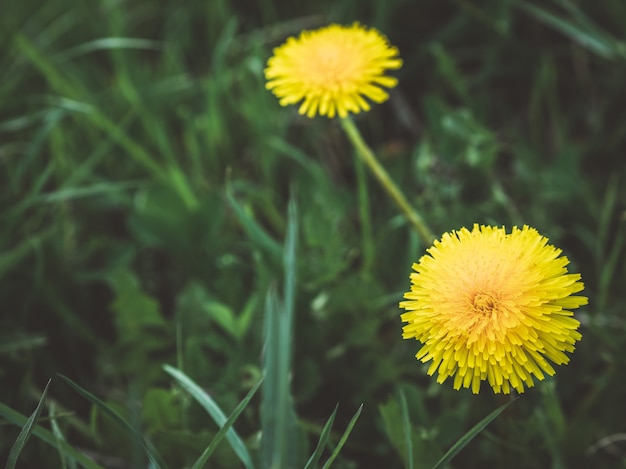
[282, 197, 298, 352]
[13, 34, 164, 176]
[260, 196, 301, 468]
[431, 398, 517, 469]
[56, 374, 167, 469]
[0, 229, 55, 280]
[225, 187, 282, 260]
[0, 335, 47, 354]
[0, 401, 104, 469]
[320, 404, 364, 469]
[189, 379, 262, 469]
[54, 37, 161, 62]
[39, 181, 141, 203]
[303, 405, 338, 469]
[5, 379, 51, 469]
[49, 401, 77, 469]
[517, 2, 617, 59]
[555, 0, 621, 47]
[399, 390, 414, 469]
[162, 364, 255, 469]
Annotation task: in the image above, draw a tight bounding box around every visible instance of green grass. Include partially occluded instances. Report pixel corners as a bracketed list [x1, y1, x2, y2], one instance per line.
[1, 0, 626, 467]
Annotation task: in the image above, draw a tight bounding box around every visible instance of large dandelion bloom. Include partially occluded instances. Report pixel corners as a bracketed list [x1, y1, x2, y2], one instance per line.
[400, 225, 587, 395]
[264, 23, 402, 118]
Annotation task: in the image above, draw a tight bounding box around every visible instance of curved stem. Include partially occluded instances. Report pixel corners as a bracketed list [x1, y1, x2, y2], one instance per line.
[340, 117, 435, 244]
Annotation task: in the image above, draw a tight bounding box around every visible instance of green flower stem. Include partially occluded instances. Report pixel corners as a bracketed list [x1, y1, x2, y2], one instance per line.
[340, 117, 435, 244]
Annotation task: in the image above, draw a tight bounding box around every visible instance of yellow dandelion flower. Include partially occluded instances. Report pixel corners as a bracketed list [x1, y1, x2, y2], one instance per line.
[264, 23, 402, 118]
[400, 224, 588, 395]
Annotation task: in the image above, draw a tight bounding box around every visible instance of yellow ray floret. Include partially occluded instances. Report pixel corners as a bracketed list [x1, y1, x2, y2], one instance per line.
[264, 23, 402, 118]
[400, 224, 587, 394]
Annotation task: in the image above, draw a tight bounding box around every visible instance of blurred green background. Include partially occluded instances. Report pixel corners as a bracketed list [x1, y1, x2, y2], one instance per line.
[1, 0, 625, 467]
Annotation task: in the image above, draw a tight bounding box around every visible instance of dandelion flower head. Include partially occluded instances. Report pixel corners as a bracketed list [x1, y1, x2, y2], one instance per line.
[264, 23, 402, 118]
[400, 225, 587, 395]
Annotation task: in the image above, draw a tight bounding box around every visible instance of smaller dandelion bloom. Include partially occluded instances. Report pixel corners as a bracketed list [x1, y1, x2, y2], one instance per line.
[264, 23, 402, 118]
[400, 225, 588, 395]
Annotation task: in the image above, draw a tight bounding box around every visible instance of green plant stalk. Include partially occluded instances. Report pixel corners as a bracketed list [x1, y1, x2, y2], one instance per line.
[340, 117, 435, 244]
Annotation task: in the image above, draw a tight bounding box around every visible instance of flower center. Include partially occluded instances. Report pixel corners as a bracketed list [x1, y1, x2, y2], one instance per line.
[472, 293, 498, 316]
[309, 44, 355, 87]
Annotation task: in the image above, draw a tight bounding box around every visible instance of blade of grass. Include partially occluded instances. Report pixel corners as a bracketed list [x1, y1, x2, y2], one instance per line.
[0, 335, 47, 354]
[597, 174, 619, 253]
[54, 37, 161, 62]
[282, 197, 297, 353]
[162, 364, 255, 469]
[39, 181, 142, 203]
[555, 0, 622, 47]
[0, 402, 104, 469]
[0, 228, 55, 280]
[260, 287, 295, 468]
[303, 405, 338, 469]
[56, 374, 167, 469]
[598, 224, 625, 313]
[211, 17, 238, 71]
[320, 404, 364, 469]
[399, 390, 414, 469]
[431, 398, 517, 469]
[189, 379, 262, 469]
[265, 137, 325, 178]
[5, 379, 51, 469]
[517, 1, 618, 59]
[235, 293, 260, 341]
[49, 401, 77, 469]
[260, 196, 300, 469]
[14, 34, 165, 177]
[8, 106, 63, 193]
[225, 186, 282, 260]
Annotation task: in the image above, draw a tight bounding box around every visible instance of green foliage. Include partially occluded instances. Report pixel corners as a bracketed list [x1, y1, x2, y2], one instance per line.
[430, 399, 516, 469]
[5, 379, 51, 469]
[304, 405, 339, 469]
[58, 374, 168, 468]
[163, 364, 257, 469]
[380, 388, 443, 469]
[320, 404, 363, 469]
[0, 400, 105, 469]
[2, 0, 626, 467]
